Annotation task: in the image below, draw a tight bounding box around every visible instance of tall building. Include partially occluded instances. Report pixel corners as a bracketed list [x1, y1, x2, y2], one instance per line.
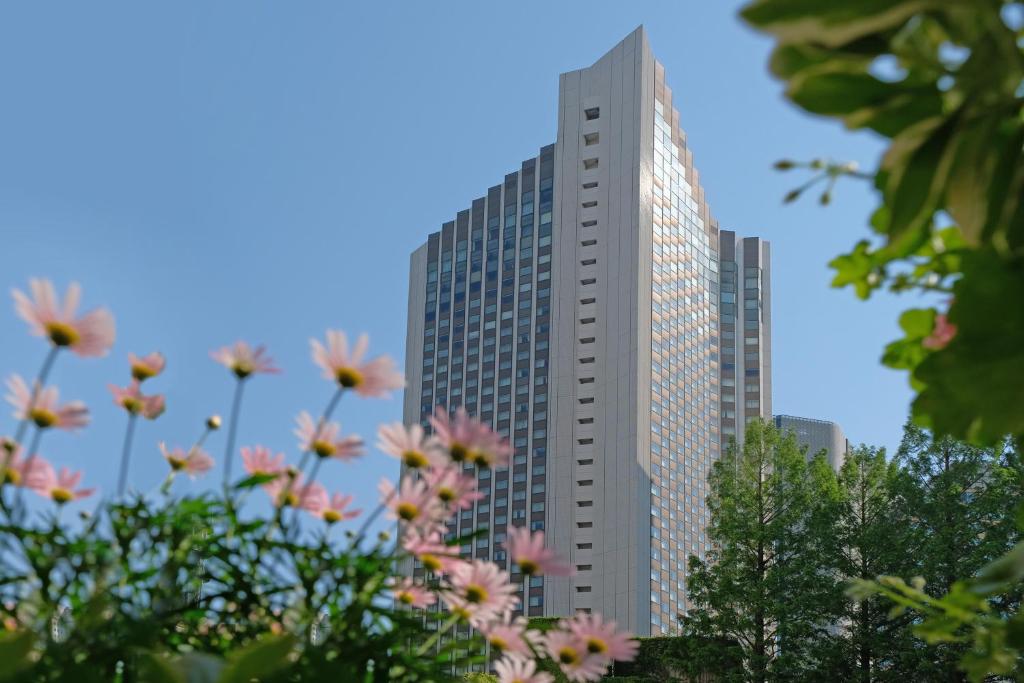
[403, 27, 770, 636]
[718, 232, 772, 451]
[774, 415, 849, 471]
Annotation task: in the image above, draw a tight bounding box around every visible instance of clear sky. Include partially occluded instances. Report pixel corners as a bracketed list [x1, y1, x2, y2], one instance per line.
[0, 2, 923, 518]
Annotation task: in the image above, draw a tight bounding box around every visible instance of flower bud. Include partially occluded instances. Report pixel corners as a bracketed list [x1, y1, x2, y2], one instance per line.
[378, 530, 391, 543]
[206, 415, 222, 430]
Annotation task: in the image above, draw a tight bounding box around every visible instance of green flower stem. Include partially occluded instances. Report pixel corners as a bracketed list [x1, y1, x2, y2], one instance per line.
[116, 413, 139, 498]
[13, 426, 45, 515]
[416, 613, 461, 656]
[222, 378, 247, 489]
[2, 346, 59, 514]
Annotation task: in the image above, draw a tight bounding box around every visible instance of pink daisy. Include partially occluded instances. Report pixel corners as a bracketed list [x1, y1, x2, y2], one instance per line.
[379, 477, 445, 528]
[160, 443, 214, 479]
[240, 445, 286, 478]
[12, 279, 115, 357]
[494, 656, 554, 683]
[294, 411, 364, 461]
[210, 341, 280, 379]
[430, 407, 512, 468]
[441, 559, 519, 627]
[423, 465, 483, 510]
[923, 312, 957, 350]
[377, 422, 444, 470]
[28, 460, 95, 504]
[264, 473, 323, 510]
[505, 527, 573, 577]
[310, 330, 404, 397]
[128, 351, 166, 381]
[307, 491, 362, 524]
[480, 613, 536, 657]
[402, 528, 464, 575]
[565, 613, 639, 663]
[109, 381, 165, 419]
[6, 374, 89, 431]
[390, 577, 436, 609]
[0, 442, 47, 488]
[544, 631, 607, 682]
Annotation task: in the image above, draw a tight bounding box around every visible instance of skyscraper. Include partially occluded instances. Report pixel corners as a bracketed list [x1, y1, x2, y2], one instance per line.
[719, 232, 772, 451]
[774, 414, 850, 471]
[403, 26, 770, 636]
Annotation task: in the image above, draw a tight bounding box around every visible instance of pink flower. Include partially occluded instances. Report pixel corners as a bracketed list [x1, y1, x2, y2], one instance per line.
[6, 374, 89, 431]
[441, 560, 519, 627]
[307, 491, 362, 524]
[390, 577, 436, 609]
[264, 473, 323, 510]
[377, 422, 444, 470]
[565, 613, 638, 663]
[310, 330, 404, 397]
[294, 411, 364, 461]
[494, 656, 554, 683]
[0, 442, 47, 488]
[923, 312, 957, 350]
[160, 443, 214, 478]
[505, 527, 573, 577]
[109, 381, 165, 419]
[430, 407, 511, 468]
[379, 477, 445, 528]
[28, 460, 95, 504]
[544, 631, 607, 682]
[128, 352, 166, 381]
[424, 465, 483, 510]
[480, 613, 536, 657]
[240, 445, 286, 478]
[211, 341, 280, 379]
[12, 279, 115, 357]
[402, 528, 463, 574]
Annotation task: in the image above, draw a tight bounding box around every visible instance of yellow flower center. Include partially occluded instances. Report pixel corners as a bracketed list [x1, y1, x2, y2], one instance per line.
[131, 364, 157, 381]
[449, 443, 468, 462]
[422, 554, 442, 572]
[470, 450, 491, 468]
[396, 502, 419, 521]
[587, 638, 608, 654]
[232, 361, 253, 379]
[558, 647, 580, 665]
[517, 559, 539, 575]
[312, 440, 336, 458]
[121, 397, 142, 414]
[29, 408, 57, 428]
[489, 635, 508, 652]
[279, 491, 298, 508]
[403, 450, 428, 468]
[437, 486, 455, 503]
[2, 467, 21, 486]
[323, 509, 342, 524]
[398, 592, 414, 605]
[51, 487, 73, 504]
[167, 456, 187, 471]
[464, 584, 487, 604]
[45, 321, 80, 347]
[335, 366, 363, 388]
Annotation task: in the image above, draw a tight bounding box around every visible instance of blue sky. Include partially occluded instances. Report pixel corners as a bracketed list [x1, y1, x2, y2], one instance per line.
[0, 2, 921, 518]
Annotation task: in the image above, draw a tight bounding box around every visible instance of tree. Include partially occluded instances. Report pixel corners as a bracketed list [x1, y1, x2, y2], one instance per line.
[684, 420, 830, 682]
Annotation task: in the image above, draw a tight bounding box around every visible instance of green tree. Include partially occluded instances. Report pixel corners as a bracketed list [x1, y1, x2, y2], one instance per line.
[684, 420, 829, 682]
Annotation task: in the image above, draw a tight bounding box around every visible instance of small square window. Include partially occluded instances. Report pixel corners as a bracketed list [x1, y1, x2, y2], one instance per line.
[583, 158, 599, 170]
[583, 132, 599, 146]
[584, 107, 600, 120]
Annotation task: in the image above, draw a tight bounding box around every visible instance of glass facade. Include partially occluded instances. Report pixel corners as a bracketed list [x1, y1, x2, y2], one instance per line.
[647, 95, 719, 633]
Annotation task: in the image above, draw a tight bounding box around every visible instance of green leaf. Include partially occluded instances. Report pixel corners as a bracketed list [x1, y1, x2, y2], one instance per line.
[217, 634, 296, 683]
[912, 250, 1024, 443]
[0, 630, 34, 681]
[785, 63, 935, 123]
[972, 542, 1024, 595]
[234, 473, 280, 490]
[740, 0, 934, 48]
[881, 115, 958, 240]
[137, 651, 187, 683]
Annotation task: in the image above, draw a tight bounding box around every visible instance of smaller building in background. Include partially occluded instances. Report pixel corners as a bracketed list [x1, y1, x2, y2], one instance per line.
[773, 414, 849, 471]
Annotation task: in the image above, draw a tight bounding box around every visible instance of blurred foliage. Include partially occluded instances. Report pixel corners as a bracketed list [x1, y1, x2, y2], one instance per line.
[0, 485, 483, 682]
[741, 0, 1024, 445]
